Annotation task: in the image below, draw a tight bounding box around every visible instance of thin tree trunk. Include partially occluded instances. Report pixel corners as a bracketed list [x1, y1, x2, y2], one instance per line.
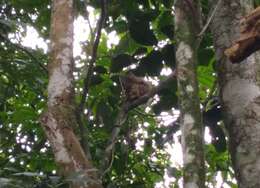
[40, 0, 103, 187]
[174, 1, 205, 187]
[210, 1, 260, 187]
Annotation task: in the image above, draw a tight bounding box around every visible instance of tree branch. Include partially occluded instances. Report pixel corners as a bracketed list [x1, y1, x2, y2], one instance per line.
[225, 6, 260, 63]
[76, 0, 107, 157]
[197, 0, 222, 38]
[79, 0, 107, 112]
[101, 71, 177, 175]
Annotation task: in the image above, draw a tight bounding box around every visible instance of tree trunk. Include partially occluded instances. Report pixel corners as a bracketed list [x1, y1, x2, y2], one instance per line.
[40, 0, 102, 187]
[174, 1, 205, 187]
[210, 1, 260, 187]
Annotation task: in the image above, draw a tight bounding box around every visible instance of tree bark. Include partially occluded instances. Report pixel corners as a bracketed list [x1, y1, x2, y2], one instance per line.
[174, 1, 205, 187]
[40, 0, 102, 187]
[225, 7, 260, 63]
[210, 0, 260, 187]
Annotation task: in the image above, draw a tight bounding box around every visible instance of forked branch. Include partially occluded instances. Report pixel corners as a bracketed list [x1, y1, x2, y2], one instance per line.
[101, 71, 177, 175]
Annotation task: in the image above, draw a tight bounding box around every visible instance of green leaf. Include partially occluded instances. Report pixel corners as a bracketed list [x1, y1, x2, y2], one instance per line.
[108, 4, 121, 19]
[198, 48, 215, 66]
[12, 106, 37, 123]
[114, 33, 141, 54]
[152, 94, 178, 114]
[96, 100, 114, 128]
[133, 47, 148, 56]
[137, 0, 150, 8]
[157, 10, 174, 39]
[93, 65, 107, 74]
[161, 44, 175, 68]
[135, 50, 163, 76]
[161, 25, 174, 40]
[112, 20, 128, 33]
[90, 74, 104, 86]
[129, 18, 158, 46]
[110, 53, 135, 73]
[162, 0, 174, 8]
[255, 0, 260, 6]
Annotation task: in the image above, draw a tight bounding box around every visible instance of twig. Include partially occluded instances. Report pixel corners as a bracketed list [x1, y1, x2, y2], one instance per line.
[202, 79, 217, 111]
[133, 109, 156, 117]
[102, 140, 115, 175]
[160, 119, 180, 146]
[78, 0, 107, 113]
[101, 71, 177, 175]
[83, 0, 94, 46]
[197, 0, 222, 37]
[86, 11, 94, 37]
[76, 0, 107, 157]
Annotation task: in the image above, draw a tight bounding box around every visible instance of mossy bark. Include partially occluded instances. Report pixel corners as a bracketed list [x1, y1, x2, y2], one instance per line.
[174, 0, 205, 187]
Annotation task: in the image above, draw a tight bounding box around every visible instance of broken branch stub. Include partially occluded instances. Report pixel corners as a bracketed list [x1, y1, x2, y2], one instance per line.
[225, 6, 260, 63]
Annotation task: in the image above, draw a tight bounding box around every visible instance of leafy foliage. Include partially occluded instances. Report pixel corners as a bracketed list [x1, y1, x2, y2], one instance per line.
[0, 0, 234, 187]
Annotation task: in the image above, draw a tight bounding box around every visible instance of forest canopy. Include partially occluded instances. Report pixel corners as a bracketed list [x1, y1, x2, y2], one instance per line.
[1, 0, 260, 188]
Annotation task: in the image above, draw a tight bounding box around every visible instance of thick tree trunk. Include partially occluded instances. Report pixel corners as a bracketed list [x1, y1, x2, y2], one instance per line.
[174, 1, 205, 187]
[210, 1, 260, 187]
[40, 0, 102, 188]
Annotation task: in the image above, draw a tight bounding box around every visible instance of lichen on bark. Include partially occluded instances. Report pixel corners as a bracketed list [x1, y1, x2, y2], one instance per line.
[210, 0, 260, 187]
[174, 0, 205, 187]
[40, 0, 103, 187]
